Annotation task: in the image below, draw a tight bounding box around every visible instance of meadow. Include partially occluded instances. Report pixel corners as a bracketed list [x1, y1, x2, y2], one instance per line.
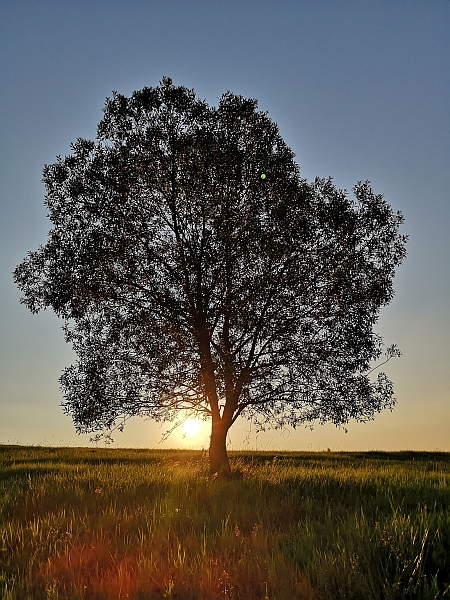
[0, 446, 448, 600]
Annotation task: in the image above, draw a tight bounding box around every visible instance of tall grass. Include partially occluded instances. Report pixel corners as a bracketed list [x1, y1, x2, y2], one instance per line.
[0, 446, 449, 599]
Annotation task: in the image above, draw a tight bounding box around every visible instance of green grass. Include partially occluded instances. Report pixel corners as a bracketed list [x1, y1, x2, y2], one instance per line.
[0, 446, 449, 600]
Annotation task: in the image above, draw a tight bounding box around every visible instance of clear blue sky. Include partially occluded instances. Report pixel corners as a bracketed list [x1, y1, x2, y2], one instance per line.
[1, 0, 449, 451]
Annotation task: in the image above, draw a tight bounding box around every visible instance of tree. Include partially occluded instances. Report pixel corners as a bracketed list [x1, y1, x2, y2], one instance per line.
[14, 77, 407, 476]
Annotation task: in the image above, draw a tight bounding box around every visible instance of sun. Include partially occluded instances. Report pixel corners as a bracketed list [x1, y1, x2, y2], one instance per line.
[181, 418, 202, 438]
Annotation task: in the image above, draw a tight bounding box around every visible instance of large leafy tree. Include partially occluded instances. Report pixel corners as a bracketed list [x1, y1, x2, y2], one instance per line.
[14, 77, 407, 475]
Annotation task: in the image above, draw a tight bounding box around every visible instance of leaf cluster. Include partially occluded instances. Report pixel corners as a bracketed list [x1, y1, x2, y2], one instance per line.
[13, 77, 408, 437]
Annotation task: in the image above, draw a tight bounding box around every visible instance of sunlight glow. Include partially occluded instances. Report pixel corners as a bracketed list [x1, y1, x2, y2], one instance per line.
[181, 418, 202, 438]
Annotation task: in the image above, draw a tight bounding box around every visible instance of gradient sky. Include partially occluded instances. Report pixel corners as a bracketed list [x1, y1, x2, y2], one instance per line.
[1, 0, 449, 452]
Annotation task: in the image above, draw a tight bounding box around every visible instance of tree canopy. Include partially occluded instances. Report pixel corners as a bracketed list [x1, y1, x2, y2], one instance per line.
[14, 77, 407, 475]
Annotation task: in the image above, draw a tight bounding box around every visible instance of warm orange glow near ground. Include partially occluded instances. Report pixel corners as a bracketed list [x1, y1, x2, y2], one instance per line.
[181, 418, 202, 438]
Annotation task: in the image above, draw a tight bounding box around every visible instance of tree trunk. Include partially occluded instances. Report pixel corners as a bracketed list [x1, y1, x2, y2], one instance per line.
[209, 417, 231, 477]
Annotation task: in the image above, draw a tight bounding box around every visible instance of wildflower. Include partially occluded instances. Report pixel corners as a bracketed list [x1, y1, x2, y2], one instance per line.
[94, 488, 102, 494]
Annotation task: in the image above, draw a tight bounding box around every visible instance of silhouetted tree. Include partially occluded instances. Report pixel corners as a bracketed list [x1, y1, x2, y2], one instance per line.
[14, 77, 407, 476]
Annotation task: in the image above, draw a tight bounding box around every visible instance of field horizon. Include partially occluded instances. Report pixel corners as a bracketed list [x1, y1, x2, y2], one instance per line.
[1, 445, 449, 599]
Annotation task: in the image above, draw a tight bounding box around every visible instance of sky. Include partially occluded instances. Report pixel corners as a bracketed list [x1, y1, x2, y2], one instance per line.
[1, 0, 449, 452]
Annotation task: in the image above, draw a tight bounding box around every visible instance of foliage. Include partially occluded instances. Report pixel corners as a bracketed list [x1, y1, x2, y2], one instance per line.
[13, 77, 407, 458]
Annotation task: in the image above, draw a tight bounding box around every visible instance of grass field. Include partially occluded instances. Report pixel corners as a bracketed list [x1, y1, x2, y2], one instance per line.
[0, 446, 448, 600]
